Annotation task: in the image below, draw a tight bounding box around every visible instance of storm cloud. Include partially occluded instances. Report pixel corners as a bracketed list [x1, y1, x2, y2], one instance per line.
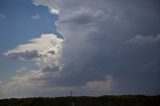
[33, 0, 160, 95]
[1, 0, 160, 98]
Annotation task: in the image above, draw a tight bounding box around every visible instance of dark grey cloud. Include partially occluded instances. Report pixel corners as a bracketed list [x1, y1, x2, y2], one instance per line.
[5, 50, 39, 60]
[59, 7, 107, 25]
[42, 66, 59, 72]
[56, 0, 160, 95]
[31, 0, 160, 95]
[47, 50, 55, 55]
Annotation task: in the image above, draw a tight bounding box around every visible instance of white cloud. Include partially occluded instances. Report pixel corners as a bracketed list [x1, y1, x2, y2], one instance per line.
[5, 34, 62, 54]
[1, 34, 66, 98]
[4, 34, 64, 69]
[127, 34, 160, 45]
[0, 73, 114, 98]
[0, 69, 63, 98]
[49, 8, 59, 15]
[32, 0, 60, 15]
[2, 34, 67, 98]
[32, 14, 40, 20]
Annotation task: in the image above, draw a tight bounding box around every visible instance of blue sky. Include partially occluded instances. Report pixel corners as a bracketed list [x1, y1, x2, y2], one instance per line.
[0, 0, 160, 98]
[0, 0, 58, 80]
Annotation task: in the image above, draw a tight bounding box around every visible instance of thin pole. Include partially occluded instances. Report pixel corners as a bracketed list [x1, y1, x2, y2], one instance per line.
[70, 91, 72, 97]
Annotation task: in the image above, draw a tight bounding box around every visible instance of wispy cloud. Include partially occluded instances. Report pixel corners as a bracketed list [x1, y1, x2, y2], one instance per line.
[127, 34, 160, 45]
[32, 14, 40, 20]
[0, 13, 6, 20]
[86, 75, 114, 90]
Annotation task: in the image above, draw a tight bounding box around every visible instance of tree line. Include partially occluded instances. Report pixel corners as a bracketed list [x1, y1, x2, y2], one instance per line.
[0, 95, 160, 106]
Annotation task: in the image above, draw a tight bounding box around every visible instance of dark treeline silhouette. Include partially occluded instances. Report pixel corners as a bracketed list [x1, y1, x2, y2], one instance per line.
[0, 95, 160, 106]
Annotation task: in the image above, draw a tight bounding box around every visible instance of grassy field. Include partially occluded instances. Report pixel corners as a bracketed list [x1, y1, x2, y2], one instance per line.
[0, 95, 160, 106]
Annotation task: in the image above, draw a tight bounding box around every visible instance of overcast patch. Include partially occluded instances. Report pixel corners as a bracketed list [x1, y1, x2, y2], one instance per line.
[59, 7, 107, 25]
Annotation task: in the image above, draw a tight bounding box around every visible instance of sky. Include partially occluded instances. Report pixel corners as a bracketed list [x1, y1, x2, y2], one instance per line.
[0, 0, 160, 98]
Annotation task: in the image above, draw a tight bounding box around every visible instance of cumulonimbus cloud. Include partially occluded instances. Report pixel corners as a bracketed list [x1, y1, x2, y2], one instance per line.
[1, 0, 160, 98]
[32, 0, 160, 95]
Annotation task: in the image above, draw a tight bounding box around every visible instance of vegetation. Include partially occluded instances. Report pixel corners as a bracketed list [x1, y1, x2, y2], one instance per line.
[0, 95, 160, 106]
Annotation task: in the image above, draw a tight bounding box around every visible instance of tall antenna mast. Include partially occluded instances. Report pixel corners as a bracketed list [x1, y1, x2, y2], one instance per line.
[70, 91, 75, 106]
[70, 91, 73, 97]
